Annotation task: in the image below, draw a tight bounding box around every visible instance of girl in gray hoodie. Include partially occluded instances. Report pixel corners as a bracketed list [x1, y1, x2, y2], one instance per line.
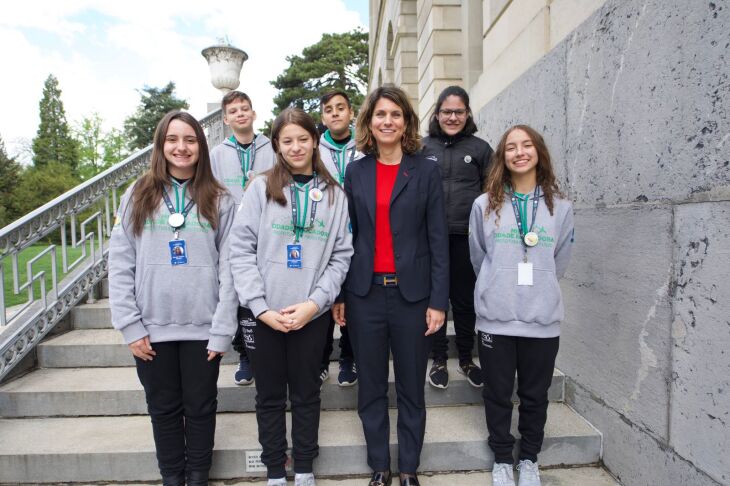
[109, 111, 236, 485]
[468, 125, 574, 486]
[212, 108, 353, 486]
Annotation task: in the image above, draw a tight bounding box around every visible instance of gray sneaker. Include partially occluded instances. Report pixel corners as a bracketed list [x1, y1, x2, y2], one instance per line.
[295, 472, 316, 486]
[492, 463, 516, 486]
[517, 459, 540, 486]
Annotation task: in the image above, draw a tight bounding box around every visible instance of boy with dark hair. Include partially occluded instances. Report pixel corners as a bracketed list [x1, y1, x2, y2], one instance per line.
[318, 90, 363, 387]
[210, 91, 275, 385]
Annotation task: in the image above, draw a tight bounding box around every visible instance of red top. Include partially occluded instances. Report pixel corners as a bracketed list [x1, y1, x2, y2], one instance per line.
[373, 160, 400, 273]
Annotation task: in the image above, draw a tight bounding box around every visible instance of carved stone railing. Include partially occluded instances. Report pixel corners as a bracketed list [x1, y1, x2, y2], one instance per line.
[0, 109, 225, 382]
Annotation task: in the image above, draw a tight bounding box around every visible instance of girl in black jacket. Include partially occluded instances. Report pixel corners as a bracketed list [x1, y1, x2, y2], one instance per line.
[421, 86, 494, 390]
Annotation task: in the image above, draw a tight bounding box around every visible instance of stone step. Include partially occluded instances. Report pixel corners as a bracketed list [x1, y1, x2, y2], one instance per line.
[68, 466, 620, 485]
[39, 326, 475, 369]
[0, 360, 564, 417]
[0, 404, 601, 483]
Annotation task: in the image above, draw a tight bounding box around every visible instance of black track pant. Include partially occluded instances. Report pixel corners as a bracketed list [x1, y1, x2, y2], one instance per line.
[244, 308, 330, 479]
[432, 234, 476, 362]
[477, 332, 559, 464]
[321, 314, 354, 367]
[135, 340, 221, 479]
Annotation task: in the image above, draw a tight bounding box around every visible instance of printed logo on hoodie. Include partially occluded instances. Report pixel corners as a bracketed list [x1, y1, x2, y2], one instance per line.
[494, 225, 554, 248]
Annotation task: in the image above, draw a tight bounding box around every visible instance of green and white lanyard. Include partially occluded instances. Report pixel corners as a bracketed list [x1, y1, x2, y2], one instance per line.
[163, 181, 196, 238]
[230, 135, 257, 187]
[329, 144, 356, 185]
[289, 174, 320, 243]
[509, 186, 541, 262]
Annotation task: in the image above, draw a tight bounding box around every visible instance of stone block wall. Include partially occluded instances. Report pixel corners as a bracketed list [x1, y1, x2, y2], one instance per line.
[475, 1, 729, 484]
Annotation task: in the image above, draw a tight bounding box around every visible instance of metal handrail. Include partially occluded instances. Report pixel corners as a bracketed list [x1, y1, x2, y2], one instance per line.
[0, 109, 225, 381]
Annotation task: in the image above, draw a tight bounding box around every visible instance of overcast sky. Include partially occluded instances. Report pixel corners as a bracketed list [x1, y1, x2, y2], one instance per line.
[0, 0, 368, 163]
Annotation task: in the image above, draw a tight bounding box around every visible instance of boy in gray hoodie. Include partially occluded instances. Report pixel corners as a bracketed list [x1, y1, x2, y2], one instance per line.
[317, 90, 364, 387]
[210, 90, 275, 385]
[468, 125, 573, 486]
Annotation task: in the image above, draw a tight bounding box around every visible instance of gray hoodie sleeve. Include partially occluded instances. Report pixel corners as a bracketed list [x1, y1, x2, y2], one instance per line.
[228, 178, 270, 318]
[553, 201, 574, 280]
[468, 197, 488, 276]
[108, 186, 149, 345]
[207, 194, 238, 353]
[308, 190, 353, 312]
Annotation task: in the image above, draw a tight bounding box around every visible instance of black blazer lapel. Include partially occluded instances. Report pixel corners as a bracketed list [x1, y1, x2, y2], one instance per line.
[390, 154, 417, 204]
[357, 156, 377, 224]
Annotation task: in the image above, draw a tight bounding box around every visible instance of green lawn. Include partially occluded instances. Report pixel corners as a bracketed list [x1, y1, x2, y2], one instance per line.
[2, 244, 88, 308]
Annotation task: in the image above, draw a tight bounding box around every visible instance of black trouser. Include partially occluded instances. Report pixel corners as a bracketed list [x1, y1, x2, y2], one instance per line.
[321, 314, 354, 367]
[432, 234, 476, 362]
[232, 325, 248, 358]
[477, 332, 559, 464]
[347, 285, 432, 474]
[243, 307, 330, 479]
[135, 340, 221, 479]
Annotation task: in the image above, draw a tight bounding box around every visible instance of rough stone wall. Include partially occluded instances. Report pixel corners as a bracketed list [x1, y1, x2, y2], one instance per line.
[474, 1, 729, 485]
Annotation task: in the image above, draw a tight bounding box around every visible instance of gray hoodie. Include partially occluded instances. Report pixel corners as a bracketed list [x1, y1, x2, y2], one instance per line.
[468, 191, 574, 338]
[210, 133, 275, 203]
[318, 131, 364, 185]
[109, 181, 236, 351]
[210, 174, 353, 346]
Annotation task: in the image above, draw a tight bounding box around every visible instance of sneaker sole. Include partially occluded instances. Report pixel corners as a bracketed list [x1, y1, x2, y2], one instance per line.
[338, 378, 358, 387]
[234, 378, 254, 386]
[427, 375, 448, 389]
[456, 366, 484, 388]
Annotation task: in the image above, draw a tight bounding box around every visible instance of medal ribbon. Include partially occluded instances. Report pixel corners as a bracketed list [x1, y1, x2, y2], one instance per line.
[289, 173, 319, 243]
[163, 181, 196, 231]
[510, 185, 540, 258]
[230, 135, 257, 187]
[329, 144, 356, 185]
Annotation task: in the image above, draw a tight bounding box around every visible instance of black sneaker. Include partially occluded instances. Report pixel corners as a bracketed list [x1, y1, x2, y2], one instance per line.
[458, 360, 484, 388]
[234, 354, 254, 385]
[427, 359, 449, 389]
[338, 358, 358, 386]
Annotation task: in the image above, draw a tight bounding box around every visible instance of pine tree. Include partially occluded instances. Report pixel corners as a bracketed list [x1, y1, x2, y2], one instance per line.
[124, 82, 189, 151]
[0, 134, 22, 227]
[31, 74, 80, 173]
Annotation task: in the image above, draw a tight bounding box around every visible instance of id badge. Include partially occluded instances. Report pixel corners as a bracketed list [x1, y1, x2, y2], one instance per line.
[169, 239, 188, 265]
[287, 244, 302, 269]
[517, 262, 533, 286]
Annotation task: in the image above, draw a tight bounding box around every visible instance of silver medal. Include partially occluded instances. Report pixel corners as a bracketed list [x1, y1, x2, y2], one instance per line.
[524, 231, 539, 247]
[168, 213, 185, 228]
[464, 155, 472, 163]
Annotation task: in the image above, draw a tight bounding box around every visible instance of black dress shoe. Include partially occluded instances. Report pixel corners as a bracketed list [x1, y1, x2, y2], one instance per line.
[369, 470, 392, 486]
[400, 475, 420, 486]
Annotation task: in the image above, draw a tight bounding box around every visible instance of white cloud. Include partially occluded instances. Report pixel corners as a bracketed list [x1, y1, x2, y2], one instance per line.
[0, 0, 366, 161]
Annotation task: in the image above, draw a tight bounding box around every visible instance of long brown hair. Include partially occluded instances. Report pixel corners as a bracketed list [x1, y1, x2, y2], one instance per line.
[484, 125, 564, 222]
[129, 111, 225, 235]
[265, 108, 339, 205]
[355, 86, 421, 156]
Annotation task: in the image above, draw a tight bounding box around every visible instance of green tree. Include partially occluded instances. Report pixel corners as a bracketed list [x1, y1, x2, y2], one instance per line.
[32, 74, 80, 173]
[75, 113, 104, 180]
[271, 29, 368, 123]
[102, 128, 128, 166]
[124, 82, 189, 151]
[14, 162, 80, 218]
[0, 134, 22, 227]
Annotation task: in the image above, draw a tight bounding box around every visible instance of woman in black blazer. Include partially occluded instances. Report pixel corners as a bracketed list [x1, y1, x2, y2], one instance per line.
[331, 86, 449, 486]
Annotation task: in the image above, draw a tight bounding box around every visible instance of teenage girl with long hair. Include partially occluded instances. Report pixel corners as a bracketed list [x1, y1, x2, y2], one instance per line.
[469, 125, 574, 486]
[213, 107, 352, 486]
[109, 111, 236, 485]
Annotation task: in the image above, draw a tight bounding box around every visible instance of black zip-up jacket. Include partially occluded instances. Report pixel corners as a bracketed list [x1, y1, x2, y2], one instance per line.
[422, 133, 493, 235]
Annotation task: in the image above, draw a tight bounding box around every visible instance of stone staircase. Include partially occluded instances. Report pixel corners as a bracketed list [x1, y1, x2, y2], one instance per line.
[0, 294, 614, 484]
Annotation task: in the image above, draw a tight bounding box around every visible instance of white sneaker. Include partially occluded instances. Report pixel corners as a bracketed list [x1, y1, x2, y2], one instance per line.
[492, 463, 516, 486]
[517, 459, 541, 486]
[295, 472, 316, 486]
[267, 478, 287, 486]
